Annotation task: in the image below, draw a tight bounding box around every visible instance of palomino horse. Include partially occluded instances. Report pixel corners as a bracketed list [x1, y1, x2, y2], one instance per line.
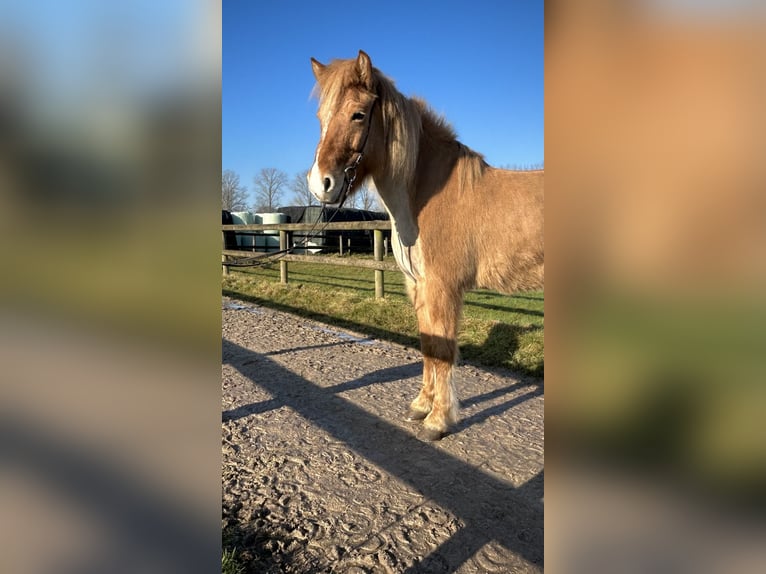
[308, 51, 543, 440]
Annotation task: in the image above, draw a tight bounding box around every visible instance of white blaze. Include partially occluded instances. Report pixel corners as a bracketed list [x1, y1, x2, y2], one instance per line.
[308, 146, 325, 199]
[308, 112, 337, 202]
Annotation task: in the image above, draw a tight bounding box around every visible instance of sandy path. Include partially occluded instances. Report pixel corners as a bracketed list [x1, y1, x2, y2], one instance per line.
[222, 297, 544, 573]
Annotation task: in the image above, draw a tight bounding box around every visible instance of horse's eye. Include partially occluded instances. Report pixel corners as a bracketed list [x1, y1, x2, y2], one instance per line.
[351, 112, 365, 122]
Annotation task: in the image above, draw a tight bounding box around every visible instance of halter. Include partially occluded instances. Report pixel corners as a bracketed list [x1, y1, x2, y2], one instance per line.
[334, 98, 376, 209]
[339, 153, 363, 208]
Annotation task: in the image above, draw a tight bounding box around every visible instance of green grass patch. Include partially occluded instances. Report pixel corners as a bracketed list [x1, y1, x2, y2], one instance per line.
[222, 527, 246, 574]
[221, 547, 245, 574]
[222, 256, 543, 377]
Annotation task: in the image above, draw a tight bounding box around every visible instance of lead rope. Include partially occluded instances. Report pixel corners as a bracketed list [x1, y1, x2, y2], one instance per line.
[226, 193, 352, 267]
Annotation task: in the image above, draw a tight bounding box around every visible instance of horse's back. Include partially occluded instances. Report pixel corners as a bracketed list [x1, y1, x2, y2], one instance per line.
[473, 168, 544, 293]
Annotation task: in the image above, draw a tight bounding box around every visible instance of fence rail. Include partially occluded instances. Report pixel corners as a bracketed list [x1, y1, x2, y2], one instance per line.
[222, 221, 397, 299]
[222, 220, 392, 232]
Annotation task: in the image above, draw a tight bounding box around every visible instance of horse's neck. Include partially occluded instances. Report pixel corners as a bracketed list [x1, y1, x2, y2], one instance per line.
[374, 177, 418, 248]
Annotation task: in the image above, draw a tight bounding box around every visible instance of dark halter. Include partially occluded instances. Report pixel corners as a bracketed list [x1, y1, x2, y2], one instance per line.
[335, 97, 376, 209]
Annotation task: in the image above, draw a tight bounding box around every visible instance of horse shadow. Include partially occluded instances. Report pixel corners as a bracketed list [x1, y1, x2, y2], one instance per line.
[460, 321, 544, 379]
[457, 381, 544, 433]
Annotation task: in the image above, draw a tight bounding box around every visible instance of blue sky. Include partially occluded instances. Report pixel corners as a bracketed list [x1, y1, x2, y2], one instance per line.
[223, 1, 543, 202]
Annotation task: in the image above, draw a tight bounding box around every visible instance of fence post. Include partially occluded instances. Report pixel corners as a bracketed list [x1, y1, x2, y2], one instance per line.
[374, 229, 384, 299]
[279, 229, 288, 284]
[222, 231, 229, 276]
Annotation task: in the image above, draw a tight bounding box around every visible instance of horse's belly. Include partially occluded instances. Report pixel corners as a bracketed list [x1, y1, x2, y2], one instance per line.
[475, 253, 544, 294]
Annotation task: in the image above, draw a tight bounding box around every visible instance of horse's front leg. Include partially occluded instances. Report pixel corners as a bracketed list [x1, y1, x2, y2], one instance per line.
[406, 356, 435, 421]
[406, 279, 434, 421]
[407, 279, 462, 440]
[418, 332, 459, 440]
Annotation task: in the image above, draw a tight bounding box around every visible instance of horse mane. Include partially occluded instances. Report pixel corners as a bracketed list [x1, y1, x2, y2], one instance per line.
[412, 97, 488, 190]
[374, 70, 422, 186]
[377, 74, 488, 191]
[313, 59, 487, 191]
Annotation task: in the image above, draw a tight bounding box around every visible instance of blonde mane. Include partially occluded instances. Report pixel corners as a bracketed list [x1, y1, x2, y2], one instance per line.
[313, 61, 486, 190]
[413, 98, 488, 191]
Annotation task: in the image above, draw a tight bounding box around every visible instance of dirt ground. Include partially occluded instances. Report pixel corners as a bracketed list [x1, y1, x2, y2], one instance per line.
[222, 297, 544, 573]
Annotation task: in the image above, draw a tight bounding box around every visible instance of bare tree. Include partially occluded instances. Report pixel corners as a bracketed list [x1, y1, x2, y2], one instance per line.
[289, 169, 316, 206]
[222, 169, 248, 211]
[499, 162, 545, 171]
[252, 167, 287, 212]
[350, 180, 384, 211]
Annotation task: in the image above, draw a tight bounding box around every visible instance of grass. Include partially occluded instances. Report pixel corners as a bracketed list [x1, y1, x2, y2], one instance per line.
[222, 255, 543, 377]
[222, 547, 245, 574]
[222, 525, 246, 574]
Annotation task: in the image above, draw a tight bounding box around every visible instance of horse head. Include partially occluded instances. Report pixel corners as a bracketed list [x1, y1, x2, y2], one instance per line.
[307, 51, 379, 206]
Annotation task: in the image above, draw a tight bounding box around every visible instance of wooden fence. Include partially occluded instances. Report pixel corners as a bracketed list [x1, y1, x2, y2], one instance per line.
[222, 221, 398, 299]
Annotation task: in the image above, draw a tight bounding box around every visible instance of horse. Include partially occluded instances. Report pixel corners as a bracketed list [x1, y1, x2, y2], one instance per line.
[307, 50, 543, 440]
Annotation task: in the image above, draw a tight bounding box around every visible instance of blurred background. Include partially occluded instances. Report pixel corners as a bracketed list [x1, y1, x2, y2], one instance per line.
[0, 1, 221, 572]
[546, 1, 766, 572]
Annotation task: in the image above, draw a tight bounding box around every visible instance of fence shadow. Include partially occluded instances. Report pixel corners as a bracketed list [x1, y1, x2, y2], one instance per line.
[464, 299, 544, 317]
[457, 386, 545, 432]
[222, 289, 421, 350]
[222, 338, 543, 571]
[223, 290, 544, 379]
[326, 361, 422, 394]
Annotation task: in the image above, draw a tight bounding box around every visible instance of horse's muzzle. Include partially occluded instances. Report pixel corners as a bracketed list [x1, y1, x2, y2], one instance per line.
[308, 163, 344, 204]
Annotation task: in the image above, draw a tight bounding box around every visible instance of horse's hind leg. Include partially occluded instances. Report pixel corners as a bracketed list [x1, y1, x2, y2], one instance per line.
[408, 279, 462, 440]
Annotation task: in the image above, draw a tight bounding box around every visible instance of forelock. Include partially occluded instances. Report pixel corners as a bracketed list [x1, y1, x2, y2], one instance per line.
[312, 59, 371, 123]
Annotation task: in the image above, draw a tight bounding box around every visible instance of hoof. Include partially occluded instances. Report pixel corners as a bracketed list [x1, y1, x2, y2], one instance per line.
[406, 408, 429, 421]
[419, 427, 448, 441]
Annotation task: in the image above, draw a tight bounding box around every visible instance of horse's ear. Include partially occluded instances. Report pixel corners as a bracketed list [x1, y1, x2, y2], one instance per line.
[311, 57, 325, 80]
[356, 50, 373, 89]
